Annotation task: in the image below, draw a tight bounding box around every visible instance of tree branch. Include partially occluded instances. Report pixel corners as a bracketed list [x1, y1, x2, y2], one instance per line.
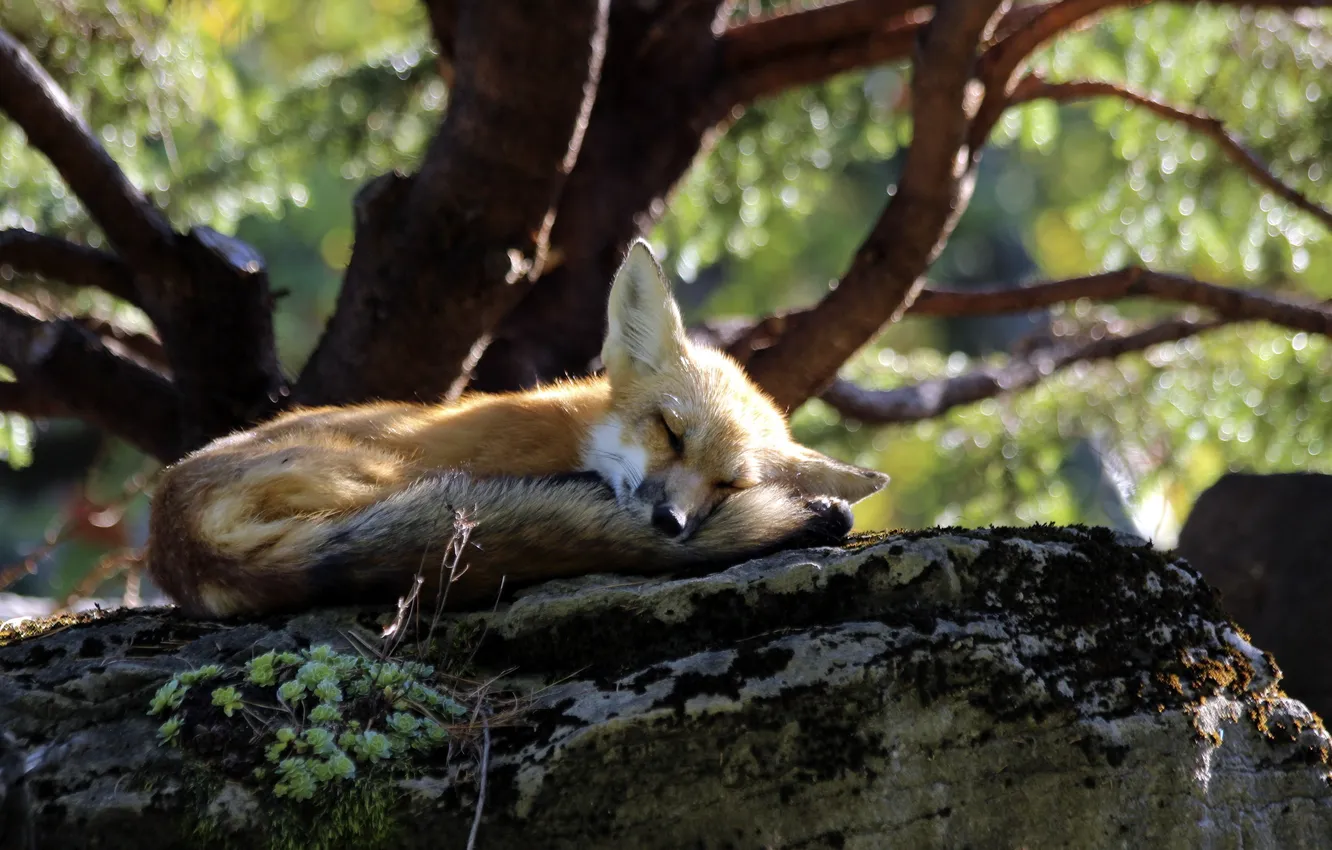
[0, 30, 287, 450]
[819, 315, 1230, 424]
[0, 28, 179, 277]
[1008, 77, 1332, 230]
[730, 1, 1330, 411]
[993, 0, 1332, 68]
[468, 0, 930, 394]
[970, 0, 1332, 148]
[469, 0, 733, 393]
[741, 0, 1008, 411]
[423, 0, 458, 86]
[469, 0, 1332, 395]
[911, 268, 1332, 332]
[715, 0, 928, 109]
[0, 291, 180, 460]
[67, 315, 168, 368]
[0, 230, 139, 305]
[296, 0, 611, 405]
[717, 267, 1332, 376]
[466, 1, 1027, 395]
[0, 379, 72, 421]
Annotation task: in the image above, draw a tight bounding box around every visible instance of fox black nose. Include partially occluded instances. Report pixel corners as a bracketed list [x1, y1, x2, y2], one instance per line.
[651, 504, 687, 537]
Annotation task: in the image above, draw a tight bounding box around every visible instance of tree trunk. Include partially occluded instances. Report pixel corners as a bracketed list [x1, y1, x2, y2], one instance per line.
[2, 527, 1329, 849]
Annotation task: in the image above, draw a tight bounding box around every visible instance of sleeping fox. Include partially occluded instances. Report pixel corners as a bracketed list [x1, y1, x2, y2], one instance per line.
[147, 240, 889, 617]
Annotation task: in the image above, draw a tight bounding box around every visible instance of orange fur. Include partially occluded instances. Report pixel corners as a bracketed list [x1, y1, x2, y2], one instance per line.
[146, 241, 889, 617]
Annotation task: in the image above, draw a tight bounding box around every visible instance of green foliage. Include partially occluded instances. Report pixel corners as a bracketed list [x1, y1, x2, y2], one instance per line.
[806, 317, 1332, 542]
[656, 5, 1332, 544]
[2, 0, 436, 242]
[5, 2, 1332, 577]
[0, 366, 32, 470]
[149, 645, 468, 802]
[1009, 6, 1332, 286]
[0, 414, 33, 471]
[658, 67, 911, 318]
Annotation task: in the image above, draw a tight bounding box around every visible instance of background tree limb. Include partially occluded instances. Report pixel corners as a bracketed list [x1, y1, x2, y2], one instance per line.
[714, 0, 928, 109]
[0, 380, 71, 421]
[707, 268, 1331, 382]
[910, 269, 1332, 333]
[0, 27, 286, 453]
[740, 1, 1009, 411]
[0, 29, 178, 278]
[0, 231, 139, 305]
[0, 291, 180, 460]
[970, 0, 1332, 147]
[423, 0, 457, 85]
[819, 314, 1230, 424]
[468, 0, 956, 393]
[467, 0, 733, 392]
[1007, 76, 1332, 230]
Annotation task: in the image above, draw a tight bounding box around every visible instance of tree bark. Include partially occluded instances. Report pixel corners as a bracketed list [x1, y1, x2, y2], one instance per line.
[468, 0, 732, 392]
[740, 2, 1006, 410]
[294, 0, 610, 405]
[5, 2, 1332, 454]
[0, 29, 288, 454]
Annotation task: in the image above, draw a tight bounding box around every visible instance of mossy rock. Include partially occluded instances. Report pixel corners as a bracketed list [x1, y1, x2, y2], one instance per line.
[2, 527, 1330, 849]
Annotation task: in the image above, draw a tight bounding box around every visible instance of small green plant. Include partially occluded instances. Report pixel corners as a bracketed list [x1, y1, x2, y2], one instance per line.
[158, 715, 183, 744]
[148, 645, 471, 801]
[210, 686, 243, 717]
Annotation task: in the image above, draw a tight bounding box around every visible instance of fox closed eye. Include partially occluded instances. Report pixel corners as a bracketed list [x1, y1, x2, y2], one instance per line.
[659, 412, 685, 456]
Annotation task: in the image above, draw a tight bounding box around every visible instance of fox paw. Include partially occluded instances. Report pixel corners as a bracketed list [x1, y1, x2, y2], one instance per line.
[788, 496, 854, 548]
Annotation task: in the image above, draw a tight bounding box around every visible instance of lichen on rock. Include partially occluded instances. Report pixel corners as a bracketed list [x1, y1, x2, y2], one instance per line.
[2, 526, 1330, 849]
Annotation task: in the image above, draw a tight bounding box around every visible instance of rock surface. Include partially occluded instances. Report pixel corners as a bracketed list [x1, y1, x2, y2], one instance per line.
[1, 526, 1330, 849]
[1177, 470, 1332, 719]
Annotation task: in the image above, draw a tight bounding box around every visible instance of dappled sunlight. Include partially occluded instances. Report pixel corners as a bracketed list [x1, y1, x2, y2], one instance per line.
[0, 0, 1330, 602]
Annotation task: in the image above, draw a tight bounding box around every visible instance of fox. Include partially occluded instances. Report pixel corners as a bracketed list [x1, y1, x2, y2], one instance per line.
[146, 240, 889, 618]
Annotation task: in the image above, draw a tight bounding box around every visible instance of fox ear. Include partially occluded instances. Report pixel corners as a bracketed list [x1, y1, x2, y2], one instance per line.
[768, 445, 890, 504]
[602, 239, 689, 384]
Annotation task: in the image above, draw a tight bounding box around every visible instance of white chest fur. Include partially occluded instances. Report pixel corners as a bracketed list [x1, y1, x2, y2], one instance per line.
[580, 416, 647, 502]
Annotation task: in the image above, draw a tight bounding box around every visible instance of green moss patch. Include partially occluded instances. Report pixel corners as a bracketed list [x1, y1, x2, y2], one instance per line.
[149, 644, 493, 849]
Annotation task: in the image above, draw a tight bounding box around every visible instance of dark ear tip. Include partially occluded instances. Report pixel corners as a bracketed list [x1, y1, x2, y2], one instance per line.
[803, 496, 854, 541]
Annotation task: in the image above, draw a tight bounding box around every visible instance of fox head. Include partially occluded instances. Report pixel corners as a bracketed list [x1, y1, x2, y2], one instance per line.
[585, 239, 889, 538]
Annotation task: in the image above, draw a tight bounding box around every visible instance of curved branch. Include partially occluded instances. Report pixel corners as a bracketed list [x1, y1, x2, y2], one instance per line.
[980, 0, 1113, 84]
[0, 291, 180, 460]
[0, 28, 178, 277]
[969, 0, 1332, 148]
[741, 1, 1008, 410]
[715, 0, 928, 109]
[991, 0, 1332, 71]
[820, 315, 1229, 424]
[469, 1, 1063, 395]
[68, 316, 167, 367]
[721, 268, 1331, 398]
[1007, 77, 1332, 231]
[0, 379, 71, 420]
[0, 230, 139, 304]
[0, 31, 285, 448]
[911, 268, 1332, 333]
